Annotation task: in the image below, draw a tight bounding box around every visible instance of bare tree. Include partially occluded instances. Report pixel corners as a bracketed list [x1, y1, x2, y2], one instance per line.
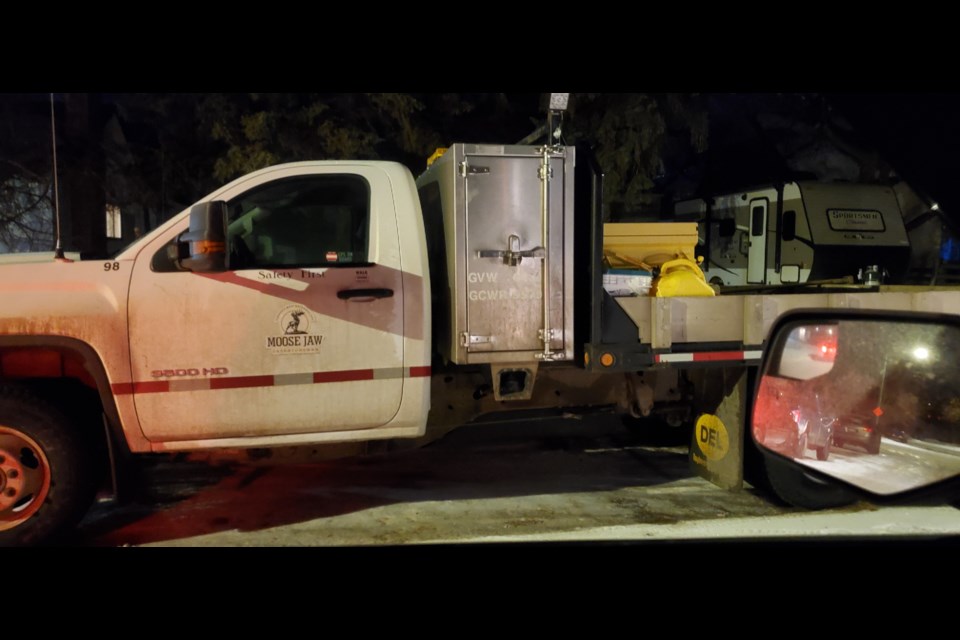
[0, 160, 54, 252]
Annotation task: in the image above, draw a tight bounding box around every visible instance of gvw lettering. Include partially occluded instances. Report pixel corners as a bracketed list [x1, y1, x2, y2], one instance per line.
[468, 272, 498, 283]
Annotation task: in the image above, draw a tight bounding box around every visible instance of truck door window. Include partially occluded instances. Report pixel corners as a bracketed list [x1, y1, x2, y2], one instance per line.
[225, 174, 370, 269]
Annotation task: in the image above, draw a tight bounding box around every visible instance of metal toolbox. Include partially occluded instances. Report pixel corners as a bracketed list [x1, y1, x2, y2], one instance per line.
[416, 143, 575, 365]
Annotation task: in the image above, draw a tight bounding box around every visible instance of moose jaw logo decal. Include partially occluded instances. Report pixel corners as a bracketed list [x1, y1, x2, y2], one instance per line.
[267, 305, 324, 354]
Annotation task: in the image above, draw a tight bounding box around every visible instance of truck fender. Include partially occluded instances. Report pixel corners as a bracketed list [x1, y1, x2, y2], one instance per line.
[0, 336, 135, 463]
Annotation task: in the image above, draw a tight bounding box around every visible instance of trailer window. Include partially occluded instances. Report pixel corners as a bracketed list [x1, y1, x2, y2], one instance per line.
[225, 175, 370, 269]
[751, 206, 765, 237]
[782, 210, 797, 241]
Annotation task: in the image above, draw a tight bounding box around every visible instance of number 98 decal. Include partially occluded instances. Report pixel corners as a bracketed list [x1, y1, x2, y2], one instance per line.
[103, 262, 120, 271]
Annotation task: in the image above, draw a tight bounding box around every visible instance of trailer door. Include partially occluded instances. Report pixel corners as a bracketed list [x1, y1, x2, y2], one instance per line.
[747, 198, 768, 284]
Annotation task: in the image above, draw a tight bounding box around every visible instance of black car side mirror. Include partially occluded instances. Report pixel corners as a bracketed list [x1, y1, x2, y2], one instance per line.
[751, 310, 960, 508]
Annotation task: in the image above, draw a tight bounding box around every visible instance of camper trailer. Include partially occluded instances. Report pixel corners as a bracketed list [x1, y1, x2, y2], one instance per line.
[675, 182, 910, 287]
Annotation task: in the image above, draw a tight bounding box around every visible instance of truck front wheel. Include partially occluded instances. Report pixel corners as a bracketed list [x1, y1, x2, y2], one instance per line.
[0, 388, 98, 546]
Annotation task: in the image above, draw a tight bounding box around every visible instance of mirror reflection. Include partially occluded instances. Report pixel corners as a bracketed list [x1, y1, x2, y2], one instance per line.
[753, 319, 960, 495]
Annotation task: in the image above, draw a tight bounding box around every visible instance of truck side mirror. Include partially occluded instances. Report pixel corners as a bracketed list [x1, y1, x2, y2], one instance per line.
[751, 310, 960, 508]
[178, 201, 228, 272]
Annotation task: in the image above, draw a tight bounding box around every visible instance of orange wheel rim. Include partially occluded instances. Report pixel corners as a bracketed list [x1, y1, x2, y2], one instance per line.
[0, 426, 52, 531]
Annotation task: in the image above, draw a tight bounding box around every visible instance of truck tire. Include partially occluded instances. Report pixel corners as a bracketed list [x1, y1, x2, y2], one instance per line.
[0, 387, 98, 546]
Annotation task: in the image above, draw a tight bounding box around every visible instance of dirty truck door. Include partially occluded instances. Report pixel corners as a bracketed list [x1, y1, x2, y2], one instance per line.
[126, 166, 405, 442]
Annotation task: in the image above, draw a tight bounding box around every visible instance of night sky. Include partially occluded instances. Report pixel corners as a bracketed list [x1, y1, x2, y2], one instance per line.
[827, 93, 960, 219]
[2, 92, 959, 247]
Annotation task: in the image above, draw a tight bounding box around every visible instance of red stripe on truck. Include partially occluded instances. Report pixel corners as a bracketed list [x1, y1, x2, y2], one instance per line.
[110, 381, 168, 394]
[111, 382, 135, 395]
[654, 350, 763, 364]
[210, 375, 275, 390]
[692, 350, 749, 362]
[313, 369, 374, 383]
[110, 366, 432, 396]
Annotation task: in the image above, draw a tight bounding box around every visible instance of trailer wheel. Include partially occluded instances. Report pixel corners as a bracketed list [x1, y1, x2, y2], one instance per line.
[0, 387, 98, 546]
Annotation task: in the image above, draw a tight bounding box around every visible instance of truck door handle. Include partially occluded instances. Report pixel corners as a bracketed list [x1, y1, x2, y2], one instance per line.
[337, 288, 394, 300]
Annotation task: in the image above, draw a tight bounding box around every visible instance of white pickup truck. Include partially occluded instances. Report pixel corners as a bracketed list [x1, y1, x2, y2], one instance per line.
[2, 141, 957, 545]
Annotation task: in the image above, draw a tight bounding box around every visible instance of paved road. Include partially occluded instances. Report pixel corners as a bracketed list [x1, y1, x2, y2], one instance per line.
[74, 412, 960, 546]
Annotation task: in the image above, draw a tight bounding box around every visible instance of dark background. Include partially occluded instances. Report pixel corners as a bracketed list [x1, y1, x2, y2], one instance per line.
[0, 92, 956, 261]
